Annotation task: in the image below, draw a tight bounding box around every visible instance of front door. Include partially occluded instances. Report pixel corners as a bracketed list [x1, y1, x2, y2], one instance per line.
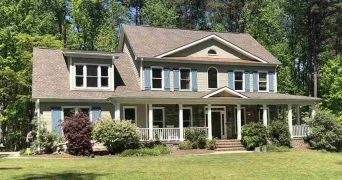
[205, 107, 227, 139]
[211, 112, 221, 139]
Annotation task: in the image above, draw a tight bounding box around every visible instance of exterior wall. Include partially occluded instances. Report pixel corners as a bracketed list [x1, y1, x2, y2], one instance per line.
[120, 104, 147, 128]
[168, 39, 251, 60]
[40, 102, 114, 132]
[70, 57, 114, 90]
[123, 38, 140, 88]
[143, 61, 275, 92]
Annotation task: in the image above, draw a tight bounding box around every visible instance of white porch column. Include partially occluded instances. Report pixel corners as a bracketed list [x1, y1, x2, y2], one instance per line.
[179, 104, 184, 141]
[296, 106, 301, 125]
[288, 104, 293, 138]
[237, 104, 242, 140]
[263, 104, 267, 127]
[208, 104, 212, 140]
[148, 104, 153, 140]
[311, 104, 316, 120]
[115, 102, 121, 120]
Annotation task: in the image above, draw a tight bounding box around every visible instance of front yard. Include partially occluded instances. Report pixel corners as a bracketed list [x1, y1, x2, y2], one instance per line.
[1, 150, 341, 180]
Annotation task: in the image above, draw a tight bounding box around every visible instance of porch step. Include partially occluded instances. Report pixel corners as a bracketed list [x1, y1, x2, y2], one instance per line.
[215, 140, 246, 151]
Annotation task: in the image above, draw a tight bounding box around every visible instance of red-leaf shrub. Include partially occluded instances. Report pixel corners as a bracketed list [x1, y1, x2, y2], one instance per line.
[62, 112, 92, 156]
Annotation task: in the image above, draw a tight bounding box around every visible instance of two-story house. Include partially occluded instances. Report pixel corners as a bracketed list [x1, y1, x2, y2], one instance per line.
[32, 25, 320, 142]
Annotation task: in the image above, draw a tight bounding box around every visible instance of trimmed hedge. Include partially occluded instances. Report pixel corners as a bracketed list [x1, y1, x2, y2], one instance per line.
[119, 145, 171, 157]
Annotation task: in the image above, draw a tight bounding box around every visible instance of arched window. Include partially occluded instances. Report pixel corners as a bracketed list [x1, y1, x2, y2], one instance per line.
[208, 49, 217, 56]
[208, 67, 218, 89]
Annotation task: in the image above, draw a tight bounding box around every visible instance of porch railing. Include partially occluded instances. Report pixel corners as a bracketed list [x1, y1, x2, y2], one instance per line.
[137, 128, 149, 141]
[292, 125, 310, 137]
[153, 128, 180, 141]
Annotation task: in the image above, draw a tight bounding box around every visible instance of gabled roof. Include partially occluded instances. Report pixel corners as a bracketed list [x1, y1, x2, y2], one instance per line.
[203, 86, 249, 98]
[120, 25, 281, 65]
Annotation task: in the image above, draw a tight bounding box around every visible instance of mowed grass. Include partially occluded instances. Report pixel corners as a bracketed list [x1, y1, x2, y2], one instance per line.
[1, 150, 342, 180]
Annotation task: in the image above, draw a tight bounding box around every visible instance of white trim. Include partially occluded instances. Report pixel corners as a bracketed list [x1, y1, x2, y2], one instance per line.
[234, 106, 246, 133]
[204, 106, 227, 139]
[111, 56, 115, 91]
[179, 67, 192, 91]
[151, 66, 164, 90]
[233, 70, 245, 92]
[207, 66, 219, 89]
[69, 57, 73, 90]
[257, 70, 269, 92]
[151, 107, 165, 128]
[74, 63, 111, 90]
[183, 107, 193, 127]
[203, 87, 249, 99]
[274, 67, 278, 92]
[156, 34, 268, 64]
[123, 106, 137, 123]
[258, 106, 270, 123]
[61, 106, 92, 121]
[140, 58, 143, 90]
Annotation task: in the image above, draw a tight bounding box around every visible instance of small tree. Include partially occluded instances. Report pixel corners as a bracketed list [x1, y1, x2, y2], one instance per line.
[62, 112, 93, 156]
[242, 122, 268, 150]
[305, 110, 342, 151]
[269, 120, 292, 147]
[92, 118, 139, 154]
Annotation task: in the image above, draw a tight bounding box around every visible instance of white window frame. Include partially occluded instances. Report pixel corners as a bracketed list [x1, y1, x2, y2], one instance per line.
[123, 106, 137, 124]
[74, 63, 110, 90]
[258, 107, 270, 124]
[61, 106, 92, 121]
[233, 70, 245, 92]
[152, 107, 165, 128]
[258, 71, 269, 92]
[151, 66, 164, 90]
[183, 107, 193, 127]
[234, 107, 246, 133]
[179, 67, 192, 91]
[207, 49, 218, 56]
[207, 66, 219, 90]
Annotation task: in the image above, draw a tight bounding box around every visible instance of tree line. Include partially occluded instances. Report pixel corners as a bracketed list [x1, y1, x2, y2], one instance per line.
[1, 0, 342, 150]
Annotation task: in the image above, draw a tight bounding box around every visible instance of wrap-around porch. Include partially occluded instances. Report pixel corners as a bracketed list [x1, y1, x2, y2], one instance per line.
[113, 103, 316, 141]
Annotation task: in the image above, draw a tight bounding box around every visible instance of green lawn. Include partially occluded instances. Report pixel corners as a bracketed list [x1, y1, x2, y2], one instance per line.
[1, 150, 342, 180]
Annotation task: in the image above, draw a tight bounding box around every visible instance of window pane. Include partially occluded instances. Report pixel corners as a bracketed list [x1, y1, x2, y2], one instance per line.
[76, 77, 83, 87]
[259, 72, 267, 81]
[87, 65, 98, 76]
[153, 122, 163, 128]
[63, 108, 74, 117]
[208, 68, 218, 88]
[153, 109, 163, 121]
[152, 68, 162, 78]
[259, 82, 267, 91]
[101, 77, 108, 87]
[183, 109, 191, 121]
[101, 66, 108, 76]
[183, 121, 190, 127]
[76, 66, 83, 75]
[79, 108, 89, 116]
[87, 77, 98, 87]
[124, 108, 136, 121]
[152, 79, 162, 88]
[181, 80, 190, 89]
[180, 69, 190, 79]
[235, 72, 243, 80]
[235, 82, 243, 90]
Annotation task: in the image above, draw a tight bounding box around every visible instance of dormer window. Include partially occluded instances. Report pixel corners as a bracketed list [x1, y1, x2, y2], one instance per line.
[75, 64, 109, 89]
[208, 49, 217, 56]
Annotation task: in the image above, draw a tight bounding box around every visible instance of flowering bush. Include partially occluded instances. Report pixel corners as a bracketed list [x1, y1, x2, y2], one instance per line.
[62, 112, 93, 156]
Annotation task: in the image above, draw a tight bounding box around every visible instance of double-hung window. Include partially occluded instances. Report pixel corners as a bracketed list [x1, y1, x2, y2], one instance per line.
[180, 68, 191, 90]
[75, 64, 109, 89]
[152, 107, 164, 128]
[123, 106, 137, 124]
[151, 67, 163, 90]
[234, 71, 244, 91]
[258, 71, 268, 92]
[183, 107, 192, 127]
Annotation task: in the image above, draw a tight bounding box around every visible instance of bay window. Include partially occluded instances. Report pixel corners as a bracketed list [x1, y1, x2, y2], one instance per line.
[75, 64, 109, 89]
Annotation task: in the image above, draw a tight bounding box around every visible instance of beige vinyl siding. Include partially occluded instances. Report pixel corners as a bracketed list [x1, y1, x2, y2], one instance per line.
[70, 58, 114, 91]
[120, 104, 147, 128]
[143, 61, 275, 92]
[168, 39, 251, 60]
[40, 102, 114, 132]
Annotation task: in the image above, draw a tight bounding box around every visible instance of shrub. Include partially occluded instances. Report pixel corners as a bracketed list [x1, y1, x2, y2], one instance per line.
[141, 139, 163, 149]
[119, 145, 170, 157]
[92, 118, 140, 154]
[178, 140, 192, 150]
[266, 145, 291, 152]
[62, 112, 93, 156]
[242, 122, 268, 150]
[269, 120, 292, 147]
[206, 138, 217, 150]
[32, 126, 62, 154]
[305, 110, 342, 152]
[197, 134, 207, 149]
